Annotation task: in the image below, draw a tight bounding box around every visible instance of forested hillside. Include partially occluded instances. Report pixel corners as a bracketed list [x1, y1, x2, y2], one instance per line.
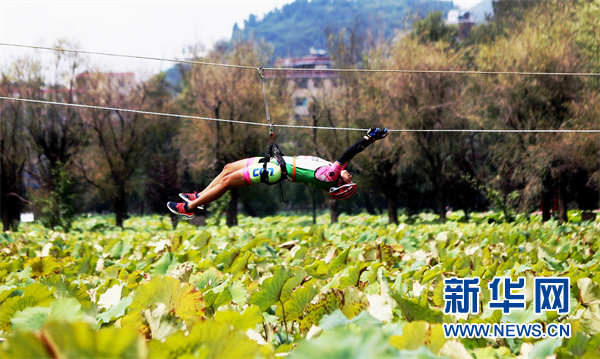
[232, 0, 455, 58]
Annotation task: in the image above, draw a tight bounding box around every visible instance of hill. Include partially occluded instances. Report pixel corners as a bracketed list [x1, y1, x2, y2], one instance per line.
[231, 0, 455, 59]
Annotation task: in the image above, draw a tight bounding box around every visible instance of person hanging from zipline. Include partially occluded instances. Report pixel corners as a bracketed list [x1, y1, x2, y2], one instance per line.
[167, 127, 388, 219]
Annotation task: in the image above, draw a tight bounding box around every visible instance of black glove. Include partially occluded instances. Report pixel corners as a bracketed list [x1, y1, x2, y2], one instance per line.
[366, 127, 388, 141]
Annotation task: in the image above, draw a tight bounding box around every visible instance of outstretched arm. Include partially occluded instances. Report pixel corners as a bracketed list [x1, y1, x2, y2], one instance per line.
[314, 127, 388, 184]
[335, 127, 388, 166]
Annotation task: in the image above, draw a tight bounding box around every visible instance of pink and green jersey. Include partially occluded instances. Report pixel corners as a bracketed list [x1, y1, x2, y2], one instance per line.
[241, 135, 375, 190]
[242, 156, 345, 190]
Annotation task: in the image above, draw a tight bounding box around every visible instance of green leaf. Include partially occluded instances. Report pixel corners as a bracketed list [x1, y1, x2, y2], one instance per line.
[190, 267, 224, 290]
[25, 257, 62, 278]
[0, 331, 53, 358]
[227, 251, 253, 276]
[298, 289, 344, 332]
[110, 239, 126, 258]
[433, 281, 445, 307]
[473, 346, 512, 359]
[11, 297, 86, 331]
[228, 280, 249, 305]
[122, 276, 205, 337]
[0, 287, 16, 305]
[149, 253, 179, 276]
[0, 283, 54, 331]
[528, 338, 562, 359]
[280, 267, 307, 303]
[39, 275, 90, 302]
[502, 307, 545, 324]
[40, 275, 95, 314]
[290, 325, 394, 359]
[250, 266, 298, 311]
[328, 246, 352, 274]
[10, 306, 50, 332]
[561, 331, 590, 357]
[203, 287, 233, 318]
[341, 286, 369, 319]
[338, 263, 369, 289]
[280, 283, 319, 321]
[582, 332, 600, 358]
[142, 303, 185, 341]
[213, 305, 263, 331]
[429, 324, 449, 355]
[149, 320, 267, 359]
[214, 248, 240, 272]
[190, 231, 211, 249]
[47, 297, 84, 322]
[390, 321, 429, 351]
[97, 296, 134, 324]
[305, 260, 330, 279]
[392, 294, 444, 323]
[318, 309, 349, 330]
[41, 321, 147, 359]
[581, 303, 600, 336]
[578, 278, 600, 306]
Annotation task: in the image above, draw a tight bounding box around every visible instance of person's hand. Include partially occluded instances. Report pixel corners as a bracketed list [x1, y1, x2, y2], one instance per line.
[366, 127, 388, 141]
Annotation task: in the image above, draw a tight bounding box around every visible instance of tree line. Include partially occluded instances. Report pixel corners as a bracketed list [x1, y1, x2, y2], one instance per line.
[1, 0, 599, 231]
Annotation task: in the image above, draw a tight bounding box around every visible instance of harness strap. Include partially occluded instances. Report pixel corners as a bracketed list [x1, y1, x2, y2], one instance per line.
[261, 142, 273, 184]
[260, 141, 288, 184]
[292, 156, 297, 182]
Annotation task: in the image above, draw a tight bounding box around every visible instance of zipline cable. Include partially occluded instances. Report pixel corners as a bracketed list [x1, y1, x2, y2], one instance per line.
[0, 42, 254, 70]
[2, 42, 600, 77]
[2, 96, 600, 133]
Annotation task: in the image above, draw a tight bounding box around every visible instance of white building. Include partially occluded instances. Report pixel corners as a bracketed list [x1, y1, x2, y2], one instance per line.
[272, 48, 337, 119]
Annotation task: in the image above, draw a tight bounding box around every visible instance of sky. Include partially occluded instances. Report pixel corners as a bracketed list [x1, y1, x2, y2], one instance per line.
[0, 0, 474, 79]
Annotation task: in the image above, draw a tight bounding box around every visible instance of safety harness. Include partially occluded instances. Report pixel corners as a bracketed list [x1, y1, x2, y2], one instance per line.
[260, 128, 287, 202]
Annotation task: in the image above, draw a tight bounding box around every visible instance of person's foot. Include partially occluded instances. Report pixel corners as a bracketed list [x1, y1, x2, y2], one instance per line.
[179, 191, 198, 203]
[177, 192, 204, 210]
[167, 202, 194, 219]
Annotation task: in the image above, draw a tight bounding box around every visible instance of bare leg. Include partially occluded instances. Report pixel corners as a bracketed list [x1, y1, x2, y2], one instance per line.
[196, 159, 250, 196]
[187, 168, 247, 210]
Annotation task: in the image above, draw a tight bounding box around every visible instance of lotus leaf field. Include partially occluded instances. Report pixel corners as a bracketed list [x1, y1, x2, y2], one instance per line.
[1, 211, 600, 358]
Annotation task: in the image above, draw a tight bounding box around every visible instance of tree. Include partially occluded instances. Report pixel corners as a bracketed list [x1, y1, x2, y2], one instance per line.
[378, 36, 470, 222]
[8, 42, 85, 231]
[491, 0, 539, 24]
[324, 19, 386, 223]
[178, 40, 274, 226]
[0, 74, 30, 231]
[411, 11, 458, 45]
[472, 1, 595, 222]
[141, 73, 184, 227]
[355, 49, 404, 224]
[77, 72, 151, 227]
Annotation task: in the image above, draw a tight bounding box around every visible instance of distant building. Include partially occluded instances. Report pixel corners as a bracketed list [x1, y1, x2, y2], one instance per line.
[271, 48, 337, 119]
[447, 9, 477, 41]
[446, 9, 463, 25]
